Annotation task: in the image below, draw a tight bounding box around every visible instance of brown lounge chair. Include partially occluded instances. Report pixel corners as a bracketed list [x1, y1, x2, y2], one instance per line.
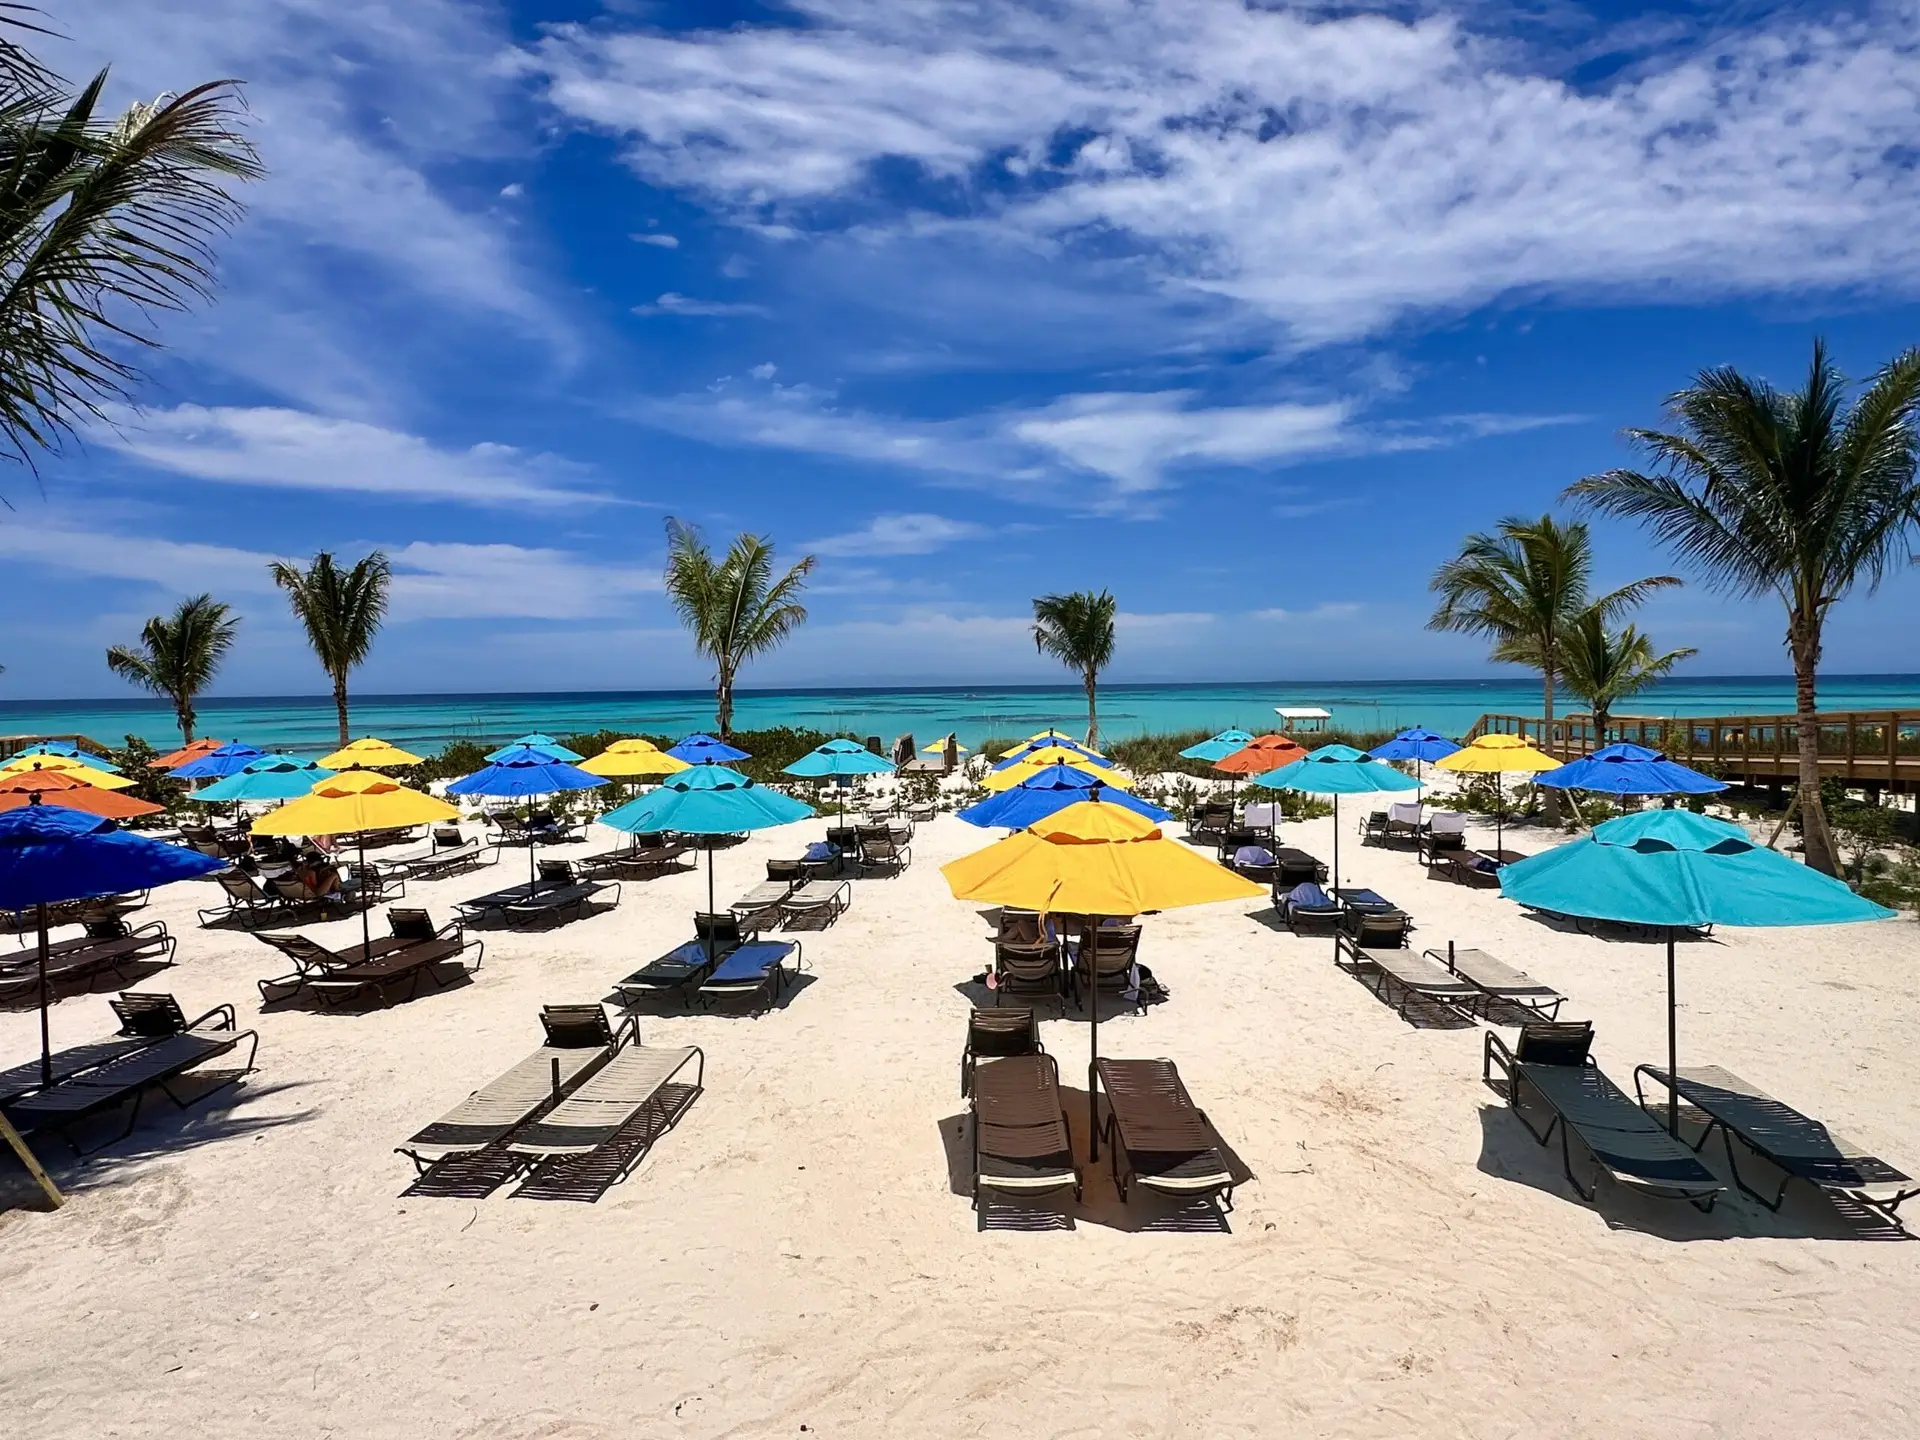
[727, 878, 796, 928]
[971, 1054, 1080, 1208]
[396, 1006, 628, 1175]
[0, 925, 177, 1007]
[0, 993, 235, 1106]
[1634, 1064, 1919, 1229]
[3, 995, 259, 1155]
[1070, 924, 1142, 1012]
[991, 912, 1063, 1015]
[961, 1007, 1041, 1096]
[504, 1038, 705, 1191]
[778, 878, 851, 929]
[255, 909, 480, 1006]
[1336, 937, 1479, 1019]
[1095, 1057, 1236, 1209]
[1483, 1022, 1723, 1211]
[856, 825, 911, 876]
[1431, 942, 1566, 1019]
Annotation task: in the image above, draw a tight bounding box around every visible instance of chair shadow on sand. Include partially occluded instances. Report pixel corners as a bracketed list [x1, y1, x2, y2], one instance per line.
[937, 1083, 1254, 1236]
[0, 1076, 318, 1213]
[1473, 1091, 1910, 1243]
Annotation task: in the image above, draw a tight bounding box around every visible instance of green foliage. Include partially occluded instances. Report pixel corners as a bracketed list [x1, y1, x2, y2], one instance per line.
[106, 733, 180, 819]
[410, 739, 491, 786]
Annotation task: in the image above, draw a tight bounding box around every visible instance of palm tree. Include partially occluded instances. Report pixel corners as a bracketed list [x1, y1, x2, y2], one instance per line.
[1558, 612, 1697, 741]
[662, 519, 814, 738]
[269, 551, 392, 746]
[104, 594, 240, 742]
[1032, 590, 1117, 749]
[0, 23, 261, 467]
[1569, 339, 1920, 876]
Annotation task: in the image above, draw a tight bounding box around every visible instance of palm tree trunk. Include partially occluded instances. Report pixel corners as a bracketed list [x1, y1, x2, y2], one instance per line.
[1084, 671, 1099, 751]
[716, 667, 734, 740]
[332, 673, 350, 747]
[1539, 666, 1562, 825]
[175, 696, 194, 745]
[1791, 623, 1839, 876]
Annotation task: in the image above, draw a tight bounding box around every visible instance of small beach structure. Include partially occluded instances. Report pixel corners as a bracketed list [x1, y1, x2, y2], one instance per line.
[1274, 706, 1331, 734]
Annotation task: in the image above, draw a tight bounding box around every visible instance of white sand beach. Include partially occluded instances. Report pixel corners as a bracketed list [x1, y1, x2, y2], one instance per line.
[4, 806, 1920, 1438]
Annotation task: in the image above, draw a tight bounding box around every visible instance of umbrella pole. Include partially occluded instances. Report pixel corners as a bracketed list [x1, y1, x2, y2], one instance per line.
[359, 831, 373, 958]
[36, 902, 51, 1088]
[1666, 928, 1680, 1138]
[1332, 796, 1340, 889]
[1084, 917, 1100, 1161]
[706, 844, 717, 967]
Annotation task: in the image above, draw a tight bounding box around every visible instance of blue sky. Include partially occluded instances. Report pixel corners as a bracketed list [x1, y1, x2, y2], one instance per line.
[7, 0, 1920, 699]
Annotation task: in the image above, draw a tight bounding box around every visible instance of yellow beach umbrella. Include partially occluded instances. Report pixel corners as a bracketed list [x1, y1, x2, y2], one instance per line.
[921, 738, 968, 755]
[318, 737, 424, 770]
[578, 738, 690, 779]
[252, 771, 460, 954]
[943, 799, 1262, 1155]
[0, 754, 135, 791]
[1434, 733, 1561, 853]
[981, 754, 1132, 793]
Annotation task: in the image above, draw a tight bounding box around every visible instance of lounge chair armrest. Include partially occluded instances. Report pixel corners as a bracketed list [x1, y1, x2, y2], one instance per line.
[1483, 1029, 1518, 1088]
[184, 1002, 239, 1033]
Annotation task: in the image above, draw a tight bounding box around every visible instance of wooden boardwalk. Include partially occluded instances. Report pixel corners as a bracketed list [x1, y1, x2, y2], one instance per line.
[1468, 709, 1920, 797]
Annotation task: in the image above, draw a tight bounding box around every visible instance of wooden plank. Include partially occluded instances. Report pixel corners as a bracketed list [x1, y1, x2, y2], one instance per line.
[0, 1111, 63, 1210]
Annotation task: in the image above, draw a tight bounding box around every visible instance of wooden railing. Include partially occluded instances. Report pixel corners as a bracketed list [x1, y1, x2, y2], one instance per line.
[1466, 709, 1920, 792]
[0, 733, 119, 763]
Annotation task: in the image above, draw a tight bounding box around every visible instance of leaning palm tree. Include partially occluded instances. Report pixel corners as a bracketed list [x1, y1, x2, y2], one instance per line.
[1558, 611, 1697, 741]
[269, 551, 392, 746]
[1032, 589, 1117, 749]
[104, 593, 240, 743]
[1569, 340, 1920, 876]
[0, 20, 261, 467]
[662, 519, 814, 738]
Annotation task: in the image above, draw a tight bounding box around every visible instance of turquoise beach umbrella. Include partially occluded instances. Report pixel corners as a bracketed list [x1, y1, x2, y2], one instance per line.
[1248, 744, 1421, 888]
[13, 741, 119, 773]
[1500, 810, 1893, 1135]
[488, 733, 584, 763]
[192, 755, 336, 803]
[784, 738, 896, 824]
[1179, 729, 1254, 763]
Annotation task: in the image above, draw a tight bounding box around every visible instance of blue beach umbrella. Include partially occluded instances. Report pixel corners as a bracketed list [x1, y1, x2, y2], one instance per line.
[446, 745, 607, 882]
[1250, 743, 1421, 889]
[1367, 726, 1461, 777]
[1536, 742, 1727, 797]
[668, 733, 752, 764]
[487, 732, 584, 763]
[1178, 729, 1255, 764]
[600, 766, 814, 953]
[170, 742, 266, 779]
[13, 741, 119, 773]
[1500, 810, 1893, 1134]
[958, 765, 1172, 829]
[0, 802, 224, 1088]
[784, 738, 896, 824]
[192, 755, 336, 803]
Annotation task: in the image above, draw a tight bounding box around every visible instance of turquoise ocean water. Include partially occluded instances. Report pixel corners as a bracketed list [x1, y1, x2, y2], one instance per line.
[5, 675, 1919, 759]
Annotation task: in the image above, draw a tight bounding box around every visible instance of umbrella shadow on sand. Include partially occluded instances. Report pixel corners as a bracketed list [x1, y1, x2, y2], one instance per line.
[0, 1077, 318, 1213]
[1472, 1098, 1909, 1243]
[937, 1088, 1252, 1235]
[0, 956, 176, 1012]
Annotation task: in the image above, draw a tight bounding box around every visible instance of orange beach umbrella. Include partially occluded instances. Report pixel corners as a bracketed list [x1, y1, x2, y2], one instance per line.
[1211, 734, 1308, 776]
[0, 767, 163, 819]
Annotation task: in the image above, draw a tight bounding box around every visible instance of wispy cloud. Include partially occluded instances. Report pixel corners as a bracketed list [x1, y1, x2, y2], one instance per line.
[98, 406, 613, 509]
[631, 232, 681, 248]
[389, 542, 661, 621]
[634, 292, 772, 317]
[804, 513, 988, 557]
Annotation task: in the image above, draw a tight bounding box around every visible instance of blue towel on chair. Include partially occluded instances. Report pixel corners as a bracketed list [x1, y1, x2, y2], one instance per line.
[1235, 845, 1277, 868]
[1285, 881, 1335, 912]
[802, 842, 837, 863]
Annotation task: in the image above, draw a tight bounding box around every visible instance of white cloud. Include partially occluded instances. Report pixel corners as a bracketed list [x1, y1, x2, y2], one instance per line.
[804, 513, 987, 556]
[98, 405, 611, 508]
[631, 232, 681, 248]
[634, 292, 773, 317]
[0, 524, 284, 595]
[529, 1, 1920, 342]
[388, 542, 662, 621]
[1249, 602, 1365, 624]
[749, 362, 778, 380]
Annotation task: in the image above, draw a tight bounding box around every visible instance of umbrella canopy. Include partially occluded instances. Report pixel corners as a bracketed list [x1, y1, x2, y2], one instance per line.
[446, 746, 607, 799]
[957, 767, 1171, 829]
[982, 753, 1132, 794]
[996, 728, 1087, 757]
[667, 733, 752, 764]
[993, 739, 1110, 770]
[1535, 742, 1727, 796]
[1434, 733, 1558, 775]
[1368, 727, 1462, 764]
[783, 738, 896, 779]
[577, 738, 690, 779]
[1178, 729, 1254, 763]
[12, 741, 119, 772]
[1212, 733, 1307, 776]
[252, 769, 459, 839]
[922, 737, 969, 755]
[192, 755, 336, 803]
[170, 742, 268, 779]
[153, 737, 223, 770]
[319, 737, 424, 769]
[0, 753, 136, 791]
[487, 732, 585, 763]
[1250, 743, 1421, 887]
[0, 768, 161, 819]
[1500, 810, 1893, 1135]
[0, 803, 225, 1089]
[943, 799, 1263, 1156]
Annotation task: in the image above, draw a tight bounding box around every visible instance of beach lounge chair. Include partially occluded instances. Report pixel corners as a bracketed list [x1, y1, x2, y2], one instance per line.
[396, 1006, 628, 1174]
[255, 910, 480, 1006]
[1070, 924, 1142, 1011]
[614, 940, 728, 1008]
[697, 910, 756, 954]
[1277, 881, 1342, 937]
[1186, 801, 1232, 845]
[1227, 845, 1280, 884]
[1, 916, 172, 970]
[971, 1053, 1079, 1207]
[778, 878, 852, 929]
[1430, 849, 1503, 888]
[1336, 938, 1478, 1019]
[196, 869, 312, 929]
[1420, 812, 1469, 863]
[1273, 847, 1325, 887]
[906, 800, 937, 824]
[857, 825, 911, 876]
[1433, 943, 1565, 1019]
[0, 928, 178, 1006]
[1633, 1064, 1918, 1228]
[453, 859, 575, 925]
[402, 839, 492, 883]
[505, 876, 619, 930]
[695, 940, 804, 1013]
[431, 824, 465, 849]
[961, 1007, 1042, 1096]
[268, 873, 361, 917]
[1340, 900, 1411, 948]
[727, 878, 795, 928]
[1483, 1022, 1723, 1211]
[3, 1004, 260, 1156]
[504, 1038, 705, 1191]
[0, 993, 237, 1106]
[3, 892, 146, 935]
[1094, 1057, 1235, 1208]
